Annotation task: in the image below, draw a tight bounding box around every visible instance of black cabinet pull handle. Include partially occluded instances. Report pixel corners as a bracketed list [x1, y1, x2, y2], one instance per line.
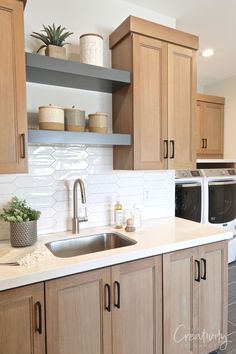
[35, 301, 42, 334]
[114, 281, 121, 309]
[170, 140, 175, 159]
[105, 284, 111, 312]
[202, 139, 205, 149]
[205, 138, 208, 149]
[164, 140, 168, 159]
[20, 133, 26, 159]
[201, 258, 207, 280]
[195, 260, 201, 282]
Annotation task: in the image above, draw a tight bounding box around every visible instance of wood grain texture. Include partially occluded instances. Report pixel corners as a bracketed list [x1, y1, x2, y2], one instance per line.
[46, 268, 112, 354]
[112, 256, 162, 354]
[0, 0, 27, 173]
[163, 247, 199, 354]
[203, 102, 224, 156]
[0, 283, 45, 354]
[109, 15, 199, 50]
[197, 93, 225, 105]
[199, 241, 228, 354]
[167, 44, 197, 169]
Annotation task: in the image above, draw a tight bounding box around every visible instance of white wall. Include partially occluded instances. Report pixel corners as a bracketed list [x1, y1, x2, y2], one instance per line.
[204, 76, 236, 159]
[0, 0, 176, 240]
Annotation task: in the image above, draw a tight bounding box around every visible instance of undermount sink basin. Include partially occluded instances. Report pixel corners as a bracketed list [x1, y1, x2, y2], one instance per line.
[46, 232, 137, 258]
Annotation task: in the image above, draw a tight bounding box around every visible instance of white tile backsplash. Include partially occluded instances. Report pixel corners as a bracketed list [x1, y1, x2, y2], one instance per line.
[0, 146, 175, 240]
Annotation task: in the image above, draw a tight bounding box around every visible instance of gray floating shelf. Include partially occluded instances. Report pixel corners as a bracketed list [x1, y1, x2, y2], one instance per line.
[28, 129, 131, 146]
[26, 53, 131, 93]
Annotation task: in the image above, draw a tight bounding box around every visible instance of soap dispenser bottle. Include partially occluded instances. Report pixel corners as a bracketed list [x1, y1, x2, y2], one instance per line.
[114, 201, 123, 229]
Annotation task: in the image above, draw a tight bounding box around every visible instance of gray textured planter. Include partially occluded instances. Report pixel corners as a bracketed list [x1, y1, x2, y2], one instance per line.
[10, 220, 37, 247]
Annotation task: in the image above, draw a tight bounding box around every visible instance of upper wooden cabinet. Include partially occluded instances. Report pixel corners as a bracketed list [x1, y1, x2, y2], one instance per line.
[0, 0, 27, 173]
[110, 16, 198, 170]
[163, 241, 227, 354]
[0, 283, 45, 354]
[197, 93, 225, 159]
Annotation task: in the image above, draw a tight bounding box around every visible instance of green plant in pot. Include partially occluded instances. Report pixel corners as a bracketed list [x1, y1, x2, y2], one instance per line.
[31, 24, 73, 59]
[0, 197, 41, 247]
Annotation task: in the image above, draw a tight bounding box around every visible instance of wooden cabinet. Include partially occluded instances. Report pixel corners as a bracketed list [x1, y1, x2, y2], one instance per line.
[0, 283, 45, 354]
[0, 0, 27, 173]
[46, 267, 112, 354]
[46, 256, 162, 354]
[197, 93, 224, 158]
[110, 16, 198, 170]
[163, 241, 227, 354]
[112, 257, 162, 354]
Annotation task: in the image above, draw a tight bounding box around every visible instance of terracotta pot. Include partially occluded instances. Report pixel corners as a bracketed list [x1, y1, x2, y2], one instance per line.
[45, 45, 66, 60]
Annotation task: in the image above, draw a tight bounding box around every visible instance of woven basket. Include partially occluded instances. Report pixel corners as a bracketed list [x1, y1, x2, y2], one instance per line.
[10, 220, 37, 247]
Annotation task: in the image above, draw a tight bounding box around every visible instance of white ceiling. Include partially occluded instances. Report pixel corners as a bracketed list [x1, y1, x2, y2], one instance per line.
[126, 0, 236, 88]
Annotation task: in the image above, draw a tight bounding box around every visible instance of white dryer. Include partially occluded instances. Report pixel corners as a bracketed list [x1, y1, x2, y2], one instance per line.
[202, 168, 236, 263]
[175, 170, 204, 223]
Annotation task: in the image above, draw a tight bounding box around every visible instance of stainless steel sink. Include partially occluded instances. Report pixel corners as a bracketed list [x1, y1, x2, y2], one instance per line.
[46, 232, 137, 258]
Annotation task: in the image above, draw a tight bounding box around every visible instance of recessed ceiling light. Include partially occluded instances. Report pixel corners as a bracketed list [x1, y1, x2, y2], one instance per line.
[201, 49, 215, 57]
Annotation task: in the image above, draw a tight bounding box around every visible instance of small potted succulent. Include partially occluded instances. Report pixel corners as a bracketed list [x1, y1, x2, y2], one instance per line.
[0, 197, 41, 247]
[31, 24, 73, 59]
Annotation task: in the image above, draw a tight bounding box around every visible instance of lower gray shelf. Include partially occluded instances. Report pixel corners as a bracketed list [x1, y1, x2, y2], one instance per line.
[28, 129, 131, 146]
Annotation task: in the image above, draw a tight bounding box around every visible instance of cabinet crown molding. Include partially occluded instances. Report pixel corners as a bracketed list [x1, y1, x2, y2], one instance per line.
[109, 15, 199, 50]
[197, 93, 225, 105]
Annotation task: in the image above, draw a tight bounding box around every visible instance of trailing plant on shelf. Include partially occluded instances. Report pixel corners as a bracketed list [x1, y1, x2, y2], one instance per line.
[31, 24, 73, 59]
[0, 197, 41, 247]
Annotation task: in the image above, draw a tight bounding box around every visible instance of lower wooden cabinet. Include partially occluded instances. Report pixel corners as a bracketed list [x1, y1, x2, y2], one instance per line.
[0, 283, 45, 354]
[46, 256, 162, 354]
[163, 241, 227, 354]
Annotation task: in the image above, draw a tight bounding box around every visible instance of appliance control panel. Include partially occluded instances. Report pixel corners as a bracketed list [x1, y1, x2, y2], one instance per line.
[202, 169, 236, 177]
[175, 170, 203, 179]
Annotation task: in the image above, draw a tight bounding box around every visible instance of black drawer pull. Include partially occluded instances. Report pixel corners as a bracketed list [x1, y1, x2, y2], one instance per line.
[195, 260, 201, 282]
[164, 140, 168, 159]
[35, 301, 42, 334]
[170, 140, 175, 159]
[201, 258, 207, 280]
[205, 138, 208, 149]
[114, 281, 121, 309]
[202, 139, 205, 149]
[20, 133, 26, 159]
[105, 284, 111, 312]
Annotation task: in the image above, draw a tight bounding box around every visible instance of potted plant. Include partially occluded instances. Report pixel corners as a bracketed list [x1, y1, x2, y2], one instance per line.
[31, 24, 73, 59]
[0, 197, 41, 247]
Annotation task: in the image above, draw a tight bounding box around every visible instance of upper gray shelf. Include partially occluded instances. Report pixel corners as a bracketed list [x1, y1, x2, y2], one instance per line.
[26, 52, 131, 93]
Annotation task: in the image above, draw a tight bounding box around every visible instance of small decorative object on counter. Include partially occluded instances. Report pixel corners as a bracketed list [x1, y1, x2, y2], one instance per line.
[88, 112, 108, 133]
[131, 204, 142, 228]
[31, 24, 73, 59]
[39, 105, 64, 131]
[80, 33, 103, 66]
[125, 218, 136, 232]
[0, 197, 41, 247]
[64, 106, 86, 132]
[114, 201, 123, 229]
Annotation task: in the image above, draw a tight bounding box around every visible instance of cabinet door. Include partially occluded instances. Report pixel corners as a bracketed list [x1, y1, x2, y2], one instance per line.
[0, 283, 45, 354]
[46, 268, 112, 354]
[163, 248, 199, 354]
[198, 241, 228, 353]
[168, 44, 197, 169]
[0, 0, 27, 173]
[133, 34, 168, 170]
[112, 256, 162, 354]
[203, 102, 224, 157]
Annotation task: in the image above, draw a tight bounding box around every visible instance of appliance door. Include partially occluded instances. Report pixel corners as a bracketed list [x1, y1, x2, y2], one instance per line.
[175, 183, 202, 222]
[208, 180, 236, 224]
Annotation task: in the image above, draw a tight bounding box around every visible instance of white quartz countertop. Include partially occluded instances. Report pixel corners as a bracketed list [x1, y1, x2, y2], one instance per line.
[0, 217, 233, 291]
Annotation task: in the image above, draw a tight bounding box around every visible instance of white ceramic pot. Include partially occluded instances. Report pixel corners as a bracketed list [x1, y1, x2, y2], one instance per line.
[80, 33, 103, 66]
[88, 112, 108, 133]
[39, 105, 64, 131]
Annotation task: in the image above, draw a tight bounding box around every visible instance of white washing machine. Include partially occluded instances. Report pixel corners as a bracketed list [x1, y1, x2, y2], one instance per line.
[175, 170, 204, 223]
[202, 169, 236, 263]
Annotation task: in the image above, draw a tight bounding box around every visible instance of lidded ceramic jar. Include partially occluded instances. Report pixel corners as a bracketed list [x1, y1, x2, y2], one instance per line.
[64, 106, 86, 132]
[38, 105, 64, 131]
[88, 112, 108, 133]
[80, 33, 103, 66]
